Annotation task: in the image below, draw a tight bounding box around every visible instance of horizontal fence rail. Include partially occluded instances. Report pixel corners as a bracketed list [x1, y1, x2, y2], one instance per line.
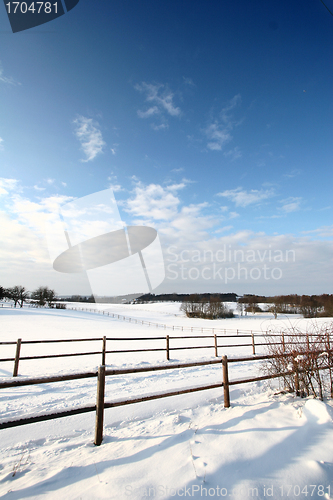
[1, 331, 332, 377]
[1, 353, 333, 445]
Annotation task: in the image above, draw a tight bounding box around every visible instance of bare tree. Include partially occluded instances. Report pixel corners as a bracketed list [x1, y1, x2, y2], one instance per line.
[31, 286, 57, 308]
[7, 286, 29, 308]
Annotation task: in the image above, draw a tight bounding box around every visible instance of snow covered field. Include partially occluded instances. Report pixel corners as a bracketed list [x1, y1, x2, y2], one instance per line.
[1, 303, 333, 499]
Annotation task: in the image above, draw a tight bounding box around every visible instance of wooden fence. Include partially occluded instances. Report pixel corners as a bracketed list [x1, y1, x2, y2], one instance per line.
[2, 331, 331, 377]
[1, 331, 322, 377]
[0, 354, 333, 446]
[0, 352, 320, 445]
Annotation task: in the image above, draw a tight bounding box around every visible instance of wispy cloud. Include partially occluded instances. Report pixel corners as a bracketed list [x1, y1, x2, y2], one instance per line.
[0, 63, 20, 86]
[220, 94, 242, 124]
[137, 106, 160, 119]
[223, 146, 242, 161]
[217, 187, 275, 207]
[183, 77, 195, 86]
[279, 197, 302, 213]
[135, 82, 181, 130]
[110, 143, 119, 156]
[204, 94, 242, 151]
[107, 174, 123, 193]
[283, 169, 301, 178]
[73, 116, 105, 162]
[0, 137, 4, 151]
[151, 122, 168, 131]
[205, 123, 231, 151]
[302, 225, 333, 238]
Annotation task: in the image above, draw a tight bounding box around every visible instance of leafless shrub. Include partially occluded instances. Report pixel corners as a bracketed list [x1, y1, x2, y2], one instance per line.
[262, 322, 333, 399]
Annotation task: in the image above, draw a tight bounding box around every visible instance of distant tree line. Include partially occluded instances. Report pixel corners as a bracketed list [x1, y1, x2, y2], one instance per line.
[180, 294, 234, 319]
[57, 295, 95, 303]
[238, 294, 333, 318]
[0, 285, 58, 308]
[137, 292, 238, 303]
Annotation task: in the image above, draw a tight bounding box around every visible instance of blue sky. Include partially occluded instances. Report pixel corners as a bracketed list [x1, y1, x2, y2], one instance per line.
[0, 0, 332, 296]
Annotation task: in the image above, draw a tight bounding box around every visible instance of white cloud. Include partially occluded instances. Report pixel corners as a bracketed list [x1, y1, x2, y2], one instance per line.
[214, 225, 234, 234]
[166, 182, 187, 192]
[0, 178, 19, 196]
[280, 197, 302, 213]
[125, 183, 180, 221]
[151, 122, 168, 131]
[123, 181, 215, 244]
[162, 229, 333, 295]
[137, 106, 160, 118]
[73, 116, 105, 162]
[204, 95, 242, 151]
[167, 203, 215, 239]
[205, 123, 232, 151]
[107, 174, 123, 193]
[229, 211, 240, 219]
[9, 194, 74, 233]
[218, 187, 275, 207]
[0, 137, 4, 151]
[135, 82, 181, 129]
[0, 178, 331, 294]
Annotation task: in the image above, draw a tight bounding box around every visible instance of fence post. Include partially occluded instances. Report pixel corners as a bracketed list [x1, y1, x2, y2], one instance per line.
[214, 334, 218, 357]
[282, 333, 285, 352]
[222, 355, 230, 408]
[251, 332, 256, 355]
[94, 365, 106, 446]
[102, 336, 106, 365]
[293, 357, 300, 397]
[166, 335, 170, 361]
[13, 338, 22, 377]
